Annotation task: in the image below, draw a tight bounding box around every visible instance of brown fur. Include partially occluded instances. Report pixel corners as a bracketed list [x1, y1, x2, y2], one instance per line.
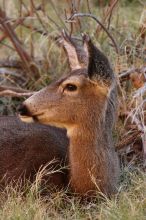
[21, 71, 119, 196]
[0, 33, 120, 196]
[0, 116, 69, 188]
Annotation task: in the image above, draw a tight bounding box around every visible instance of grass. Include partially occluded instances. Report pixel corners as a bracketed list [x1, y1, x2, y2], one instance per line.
[0, 169, 145, 220]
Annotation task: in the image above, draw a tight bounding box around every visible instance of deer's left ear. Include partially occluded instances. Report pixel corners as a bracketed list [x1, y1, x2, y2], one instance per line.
[83, 34, 114, 84]
[57, 30, 88, 71]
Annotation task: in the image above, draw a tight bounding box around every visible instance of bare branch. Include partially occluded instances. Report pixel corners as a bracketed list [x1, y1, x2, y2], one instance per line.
[86, 0, 92, 14]
[0, 8, 32, 73]
[0, 86, 33, 93]
[119, 67, 138, 79]
[67, 12, 119, 54]
[0, 86, 35, 97]
[0, 4, 42, 43]
[107, 0, 118, 30]
[0, 90, 34, 97]
[116, 130, 142, 150]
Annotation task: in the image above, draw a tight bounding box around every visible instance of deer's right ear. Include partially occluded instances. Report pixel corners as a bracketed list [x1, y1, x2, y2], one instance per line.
[83, 34, 114, 84]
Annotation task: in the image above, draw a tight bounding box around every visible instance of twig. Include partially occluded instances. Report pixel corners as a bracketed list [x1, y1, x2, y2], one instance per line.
[71, 0, 82, 32]
[119, 67, 137, 79]
[0, 85, 35, 97]
[0, 18, 22, 43]
[0, 90, 34, 97]
[116, 130, 142, 150]
[0, 8, 41, 79]
[86, 0, 92, 14]
[0, 85, 32, 93]
[30, 0, 34, 58]
[0, 4, 42, 44]
[107, 0, 118, 30]
[128, 108, 146, 166]
[30, 0, 48, 34]
[22, 23, 48, 36]
[49, 0, 68, 31]
[41, 0, 46, 16]
[0, 68, 25, 80]
[96, 0, 118, 34]
[67, 12, 119, 54]
[19, 0, 23, 39]
[0, 8, 32, 74]
[0, 42, 15, 51]
[46, 14, 61, 30]
[119, 66, 146, 80]
[0, 59, 23, 68]
[66, 0, 75, 35]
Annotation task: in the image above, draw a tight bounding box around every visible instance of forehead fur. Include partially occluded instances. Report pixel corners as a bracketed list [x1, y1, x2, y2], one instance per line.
[55, 68, 87, 85]
[62, 75, 87, 86]
[53, 67, 110, 91]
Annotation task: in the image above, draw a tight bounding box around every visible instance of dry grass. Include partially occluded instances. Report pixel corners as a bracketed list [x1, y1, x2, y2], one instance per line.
[0, 168, 145, 220]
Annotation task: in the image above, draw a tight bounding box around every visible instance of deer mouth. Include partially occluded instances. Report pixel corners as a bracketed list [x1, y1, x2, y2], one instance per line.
[19, 114, 35, 123]
[19, 113, 44, 123]
[17, 104, 44, 123]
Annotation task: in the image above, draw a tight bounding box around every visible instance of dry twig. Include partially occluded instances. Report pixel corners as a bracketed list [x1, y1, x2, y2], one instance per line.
[0, 86, 34, 97]
[66, 12, 119, 54]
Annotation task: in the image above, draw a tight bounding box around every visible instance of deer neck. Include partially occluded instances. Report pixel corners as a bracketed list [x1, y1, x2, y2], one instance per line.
[67, 118, 108, 195]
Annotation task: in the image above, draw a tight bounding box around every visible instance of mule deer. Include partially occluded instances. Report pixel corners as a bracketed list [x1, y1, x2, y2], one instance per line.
[17, 32, 120, 196]
[0, 32, 119, 196]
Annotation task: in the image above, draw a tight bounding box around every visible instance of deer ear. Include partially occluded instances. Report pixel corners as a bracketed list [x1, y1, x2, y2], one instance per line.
[57, 30, 81, 71]
[83, 34, 114, 83]
[57, 30, 88, 71]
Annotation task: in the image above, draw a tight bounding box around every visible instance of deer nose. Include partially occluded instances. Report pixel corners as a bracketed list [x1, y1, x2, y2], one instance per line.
[17, 104, 30, 116]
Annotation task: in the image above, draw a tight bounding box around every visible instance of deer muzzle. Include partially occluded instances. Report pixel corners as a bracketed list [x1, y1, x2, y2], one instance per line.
[17, 104, 35, 123]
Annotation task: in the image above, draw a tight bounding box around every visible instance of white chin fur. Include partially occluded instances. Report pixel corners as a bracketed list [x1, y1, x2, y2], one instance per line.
[19, 115, 34, 123]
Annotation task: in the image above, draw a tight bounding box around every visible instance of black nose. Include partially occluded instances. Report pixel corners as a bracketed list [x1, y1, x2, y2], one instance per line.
[17, 104, 30, 116]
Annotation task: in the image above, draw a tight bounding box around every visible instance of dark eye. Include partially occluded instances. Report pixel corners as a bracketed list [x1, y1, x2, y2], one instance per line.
[65, 84, 77, 92]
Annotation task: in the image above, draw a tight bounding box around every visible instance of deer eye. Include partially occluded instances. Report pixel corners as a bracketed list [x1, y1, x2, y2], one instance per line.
[64, 84, 77, 92]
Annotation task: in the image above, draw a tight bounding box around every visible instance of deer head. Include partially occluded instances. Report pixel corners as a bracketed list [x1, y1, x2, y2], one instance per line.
[18, 32, 115, 132]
